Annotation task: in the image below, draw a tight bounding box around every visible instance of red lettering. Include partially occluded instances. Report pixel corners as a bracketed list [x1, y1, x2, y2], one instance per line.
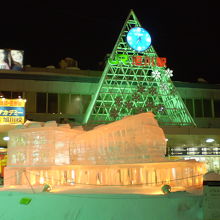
[156, 57, 167, 67]
[132, 56, 143, 66]
[132, 56, 167, 67]
[144, 57, 151, 66]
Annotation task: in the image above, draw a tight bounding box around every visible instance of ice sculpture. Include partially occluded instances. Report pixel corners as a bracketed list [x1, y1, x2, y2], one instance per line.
[7, 122, 84, 167]
[4, 112, 206, 189]
[69, 112, 167, 165]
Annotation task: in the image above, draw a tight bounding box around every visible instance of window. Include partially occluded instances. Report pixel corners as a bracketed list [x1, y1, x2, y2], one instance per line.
[1, 91, 11, 98]
[214, 100, 220, 118]
[81, 95, 91, 113]
[70, 95, 82, 114]
[203, 99, 212, 117]
[184, 99, 194, 117]
[194, 99, 203, 117]
[48, 93, 58, 113]
[60, 94, 70, 114]
[1, 91, 23, 98]
[36, 93, 58, 114]
[12, 92, 23, 98]
[36, 93, 46, 113]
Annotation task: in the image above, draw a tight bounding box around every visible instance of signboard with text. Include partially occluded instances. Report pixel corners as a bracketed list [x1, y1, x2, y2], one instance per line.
[0, 98, 26, 124]
[108, 54, 167, 67]
[0, 49, 23, 70]
[169, 147, 220, 156]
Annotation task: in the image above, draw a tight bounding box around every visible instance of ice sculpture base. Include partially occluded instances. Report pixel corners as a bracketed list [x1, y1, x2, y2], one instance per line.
[4, 160, 205, 189]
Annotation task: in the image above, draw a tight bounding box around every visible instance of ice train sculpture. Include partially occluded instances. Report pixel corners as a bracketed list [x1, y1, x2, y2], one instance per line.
[4, 112, 206, 188]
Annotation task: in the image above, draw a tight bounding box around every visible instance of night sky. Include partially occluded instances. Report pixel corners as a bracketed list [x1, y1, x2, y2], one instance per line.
[1, 2, 217, 83]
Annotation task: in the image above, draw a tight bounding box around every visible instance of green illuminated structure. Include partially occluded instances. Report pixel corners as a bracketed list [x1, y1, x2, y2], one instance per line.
[83, 10, 195, 126]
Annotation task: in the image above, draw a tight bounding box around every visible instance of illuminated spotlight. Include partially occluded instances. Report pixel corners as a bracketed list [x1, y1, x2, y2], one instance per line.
[161, 184, 171, 194]
[42, 184, 52, 192]
[206, 138, 215, 143]
[3, 136, 10, 141]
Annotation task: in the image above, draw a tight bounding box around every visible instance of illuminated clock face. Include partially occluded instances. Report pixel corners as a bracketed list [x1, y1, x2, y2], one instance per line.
[126, 27, 151, 52]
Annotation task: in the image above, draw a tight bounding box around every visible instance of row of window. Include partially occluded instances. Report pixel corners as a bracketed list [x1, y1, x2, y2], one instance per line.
[183, 98, 220, 118]
[36, 93, 91, 114]
[0, 91, 91, 115]
[1, 90, 220, 118]
[0, 91, 23, 99]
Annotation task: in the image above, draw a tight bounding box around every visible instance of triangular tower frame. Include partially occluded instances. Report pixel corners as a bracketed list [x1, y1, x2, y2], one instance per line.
[83, 9, 196, 127]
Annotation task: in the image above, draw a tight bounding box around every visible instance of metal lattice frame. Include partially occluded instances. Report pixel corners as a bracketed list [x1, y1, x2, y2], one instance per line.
[83, 10, 195, 126]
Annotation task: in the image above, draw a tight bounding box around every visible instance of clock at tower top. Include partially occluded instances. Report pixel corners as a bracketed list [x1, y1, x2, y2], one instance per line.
[126, 27, 151, 52]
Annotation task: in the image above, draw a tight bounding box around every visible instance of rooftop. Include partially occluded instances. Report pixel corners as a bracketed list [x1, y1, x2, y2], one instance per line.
[1, 68, 220, 89]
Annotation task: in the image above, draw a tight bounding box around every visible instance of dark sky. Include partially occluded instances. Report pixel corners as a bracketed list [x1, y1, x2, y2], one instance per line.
[1, 2, 218, 83]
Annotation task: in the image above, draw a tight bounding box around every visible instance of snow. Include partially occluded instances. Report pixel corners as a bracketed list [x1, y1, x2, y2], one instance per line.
[0, 186, 204, 220]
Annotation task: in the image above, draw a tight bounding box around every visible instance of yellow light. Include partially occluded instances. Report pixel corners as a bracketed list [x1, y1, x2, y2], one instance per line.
[40, 177, 45, 184]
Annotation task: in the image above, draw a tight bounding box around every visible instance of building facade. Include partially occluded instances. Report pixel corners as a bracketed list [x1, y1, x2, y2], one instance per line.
[1, 67, 220, 171]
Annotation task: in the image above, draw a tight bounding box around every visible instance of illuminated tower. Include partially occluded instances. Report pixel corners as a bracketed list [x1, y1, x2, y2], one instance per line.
[83, 10, 195, 126]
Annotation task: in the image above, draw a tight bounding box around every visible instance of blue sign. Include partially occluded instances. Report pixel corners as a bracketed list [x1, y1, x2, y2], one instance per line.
[0, 106, 25, 117]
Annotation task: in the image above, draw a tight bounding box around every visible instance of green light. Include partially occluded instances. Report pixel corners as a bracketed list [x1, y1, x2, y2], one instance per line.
[83, 10, 195, 127]
[20, 197, 32, 205]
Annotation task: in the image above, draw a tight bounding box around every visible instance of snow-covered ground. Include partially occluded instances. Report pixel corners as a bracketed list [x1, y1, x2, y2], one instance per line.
[0, 185, 204, 220]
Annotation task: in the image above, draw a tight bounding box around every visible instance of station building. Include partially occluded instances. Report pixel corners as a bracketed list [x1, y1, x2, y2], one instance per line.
[0, 10, 220, 173]
[1, 66, 220, 172]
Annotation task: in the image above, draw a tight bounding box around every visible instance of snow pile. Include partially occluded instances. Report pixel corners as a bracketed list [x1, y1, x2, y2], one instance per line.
[0, 190, 203, 220]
